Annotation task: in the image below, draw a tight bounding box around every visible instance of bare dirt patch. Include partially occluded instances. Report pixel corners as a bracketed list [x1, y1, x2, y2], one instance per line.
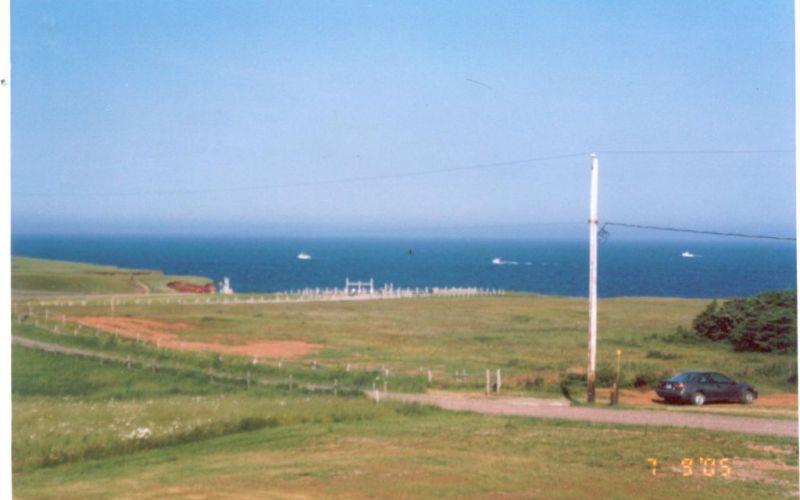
[714, 457, 798, 485]
[745, 443, 797, 455]
[75, 316, 320, 359]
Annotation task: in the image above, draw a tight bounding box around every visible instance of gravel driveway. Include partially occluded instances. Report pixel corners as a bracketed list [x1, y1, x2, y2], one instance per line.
[373, 391, 798, 438]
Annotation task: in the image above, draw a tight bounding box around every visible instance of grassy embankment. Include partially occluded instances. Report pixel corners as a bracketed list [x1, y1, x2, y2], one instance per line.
[12, 344, 799, 498]
[12, 256, 212, 294]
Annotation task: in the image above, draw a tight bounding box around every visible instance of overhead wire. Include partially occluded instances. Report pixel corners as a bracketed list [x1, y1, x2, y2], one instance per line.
[600, 222, 795, 241]
[14, 152, 589, 198]
[13, 148, 794, 198]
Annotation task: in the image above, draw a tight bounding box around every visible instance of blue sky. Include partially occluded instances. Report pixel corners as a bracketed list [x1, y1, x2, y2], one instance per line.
[10, 1, 795, 238]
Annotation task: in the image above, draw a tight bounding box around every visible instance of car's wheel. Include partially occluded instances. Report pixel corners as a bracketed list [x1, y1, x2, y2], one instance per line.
[740, 390, 754, 404]
[692, 392, 705, 406]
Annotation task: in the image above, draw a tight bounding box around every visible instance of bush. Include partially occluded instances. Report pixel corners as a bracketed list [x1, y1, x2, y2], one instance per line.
[631, 366, 672, 389]
[594, 363, 618, 386]
[690, 291, 796, 353]
[524, 376, 544, 390]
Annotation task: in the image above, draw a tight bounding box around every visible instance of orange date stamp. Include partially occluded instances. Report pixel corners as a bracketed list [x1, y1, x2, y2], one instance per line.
[647, 457, 732, 477]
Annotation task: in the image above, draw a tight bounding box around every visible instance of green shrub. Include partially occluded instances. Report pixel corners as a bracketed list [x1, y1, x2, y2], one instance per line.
[632, 367, 671, 389]
[594, 363, 617, 386]
[524, 376, 544, 390]
[690, 291, 797, 353]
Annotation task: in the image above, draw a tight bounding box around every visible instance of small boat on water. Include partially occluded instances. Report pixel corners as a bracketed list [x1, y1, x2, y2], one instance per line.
[492, 257, 518, 265]
[681, 251, 695, 258]
[297, 252, 312, 260]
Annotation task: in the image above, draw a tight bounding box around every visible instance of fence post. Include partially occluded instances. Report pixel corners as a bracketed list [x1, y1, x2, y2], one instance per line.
[485, 369, 491, 396]
[496, 369, 502, 393]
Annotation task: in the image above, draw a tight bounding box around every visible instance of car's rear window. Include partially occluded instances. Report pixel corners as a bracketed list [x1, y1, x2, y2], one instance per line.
[668, 372, 700, 382]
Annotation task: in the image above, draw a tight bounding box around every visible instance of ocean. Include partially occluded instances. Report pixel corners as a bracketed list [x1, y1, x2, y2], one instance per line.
[10, 235, 796, 298]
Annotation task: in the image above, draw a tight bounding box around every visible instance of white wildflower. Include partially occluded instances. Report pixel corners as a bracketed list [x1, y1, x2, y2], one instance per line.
[126, 427, 152, 440]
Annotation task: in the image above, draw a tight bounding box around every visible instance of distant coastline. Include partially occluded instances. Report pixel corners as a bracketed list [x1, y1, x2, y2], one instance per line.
[11, 235, 796, 299]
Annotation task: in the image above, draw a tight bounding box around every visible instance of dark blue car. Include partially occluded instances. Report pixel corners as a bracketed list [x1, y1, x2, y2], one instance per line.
[656, 371, 758, 406]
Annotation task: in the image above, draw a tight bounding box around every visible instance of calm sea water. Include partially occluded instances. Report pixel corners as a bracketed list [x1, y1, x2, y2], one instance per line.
[11, 236, 796, 298]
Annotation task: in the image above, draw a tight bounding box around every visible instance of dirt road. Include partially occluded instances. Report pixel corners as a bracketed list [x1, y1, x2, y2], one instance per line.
[371, 391, 798, 438]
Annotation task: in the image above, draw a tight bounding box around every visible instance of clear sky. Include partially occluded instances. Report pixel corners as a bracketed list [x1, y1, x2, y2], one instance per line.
[10, 1, 795, 238]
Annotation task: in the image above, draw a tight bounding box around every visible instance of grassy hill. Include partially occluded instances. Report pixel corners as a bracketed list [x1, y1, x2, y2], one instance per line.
[11, 256, 214, 294]
[10, 257, 799, 496]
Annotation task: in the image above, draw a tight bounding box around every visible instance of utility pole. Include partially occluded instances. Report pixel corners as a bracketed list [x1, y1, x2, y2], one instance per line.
[587, 153, 599, 403]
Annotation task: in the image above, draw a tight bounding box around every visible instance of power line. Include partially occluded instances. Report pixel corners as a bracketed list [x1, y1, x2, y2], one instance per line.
[601, 221, 796, 241]
[362, 221, 586, 232]
[15, 152, 588, 198]
[597, 149, 794, 156]
[14, 148, 794, 198]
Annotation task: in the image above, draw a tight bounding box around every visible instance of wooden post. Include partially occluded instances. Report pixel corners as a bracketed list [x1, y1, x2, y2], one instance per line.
[427, 369, 432, 384]
[485, 369, 491, 396]
[496, 369, 502, 393]
[587, 153, 599, 404]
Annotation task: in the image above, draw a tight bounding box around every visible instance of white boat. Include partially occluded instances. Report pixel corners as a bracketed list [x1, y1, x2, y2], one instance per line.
[681, 251, 695, 258]
[492, 257, 518, 265]
[297, 252, 312, 260]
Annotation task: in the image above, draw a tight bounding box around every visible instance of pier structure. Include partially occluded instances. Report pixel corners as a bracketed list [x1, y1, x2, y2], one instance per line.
[345, 277, 374, 296]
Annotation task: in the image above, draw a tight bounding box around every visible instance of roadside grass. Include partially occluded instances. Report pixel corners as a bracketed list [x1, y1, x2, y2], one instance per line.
[11, 256, 211, 294]
[14, 405, 799, 499]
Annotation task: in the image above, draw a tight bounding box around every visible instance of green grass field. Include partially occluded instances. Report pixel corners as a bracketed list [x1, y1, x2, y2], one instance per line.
[12, 344, 799, 498]
[13, 292, 797, 395]
[10, 257, 799, 498]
